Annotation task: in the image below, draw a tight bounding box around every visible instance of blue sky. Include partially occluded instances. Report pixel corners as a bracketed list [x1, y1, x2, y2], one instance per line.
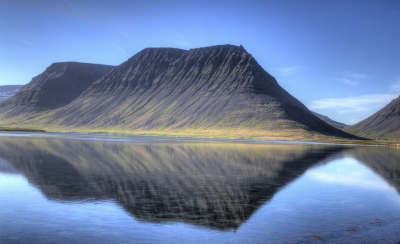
[1, 0, 399, 124]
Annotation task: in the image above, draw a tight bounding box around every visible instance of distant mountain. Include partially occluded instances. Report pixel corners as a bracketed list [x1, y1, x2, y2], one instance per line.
[0, 85, 23, 104]
[0, 62, 114, 117]
[345, 96, 400, 140]
[0, 45, 360, 140]
[311, 111, 347, 129]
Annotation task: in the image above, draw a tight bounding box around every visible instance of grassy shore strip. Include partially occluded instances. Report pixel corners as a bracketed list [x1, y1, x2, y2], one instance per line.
[1, 125, 396, 148]
[0, 126, 45, 132]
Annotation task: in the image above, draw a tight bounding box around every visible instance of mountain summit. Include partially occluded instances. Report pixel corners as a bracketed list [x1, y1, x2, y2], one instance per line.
[0, 45, 359, 139]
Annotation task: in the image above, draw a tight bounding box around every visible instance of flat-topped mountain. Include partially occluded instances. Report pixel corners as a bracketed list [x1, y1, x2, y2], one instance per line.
[345, 96, 400, 140]
[0, 62, 114, 117]
[0, 45, 361, 139]
[312, 111, 347, 129]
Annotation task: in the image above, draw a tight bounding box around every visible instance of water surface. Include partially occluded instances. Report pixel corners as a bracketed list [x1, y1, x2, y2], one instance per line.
[0, 134, 399, 243]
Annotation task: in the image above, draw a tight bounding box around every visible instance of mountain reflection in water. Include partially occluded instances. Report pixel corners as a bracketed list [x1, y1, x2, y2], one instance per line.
[0, 136, 399, 232]
[347, 147, 400, 195]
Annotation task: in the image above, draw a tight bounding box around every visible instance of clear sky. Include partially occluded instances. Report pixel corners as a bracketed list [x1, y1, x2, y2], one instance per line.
[1, 0, 399, 125]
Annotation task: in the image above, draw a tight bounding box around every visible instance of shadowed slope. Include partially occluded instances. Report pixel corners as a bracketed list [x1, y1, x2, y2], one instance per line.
[345, 96, 400, 140]
[0, 62, 114, 117]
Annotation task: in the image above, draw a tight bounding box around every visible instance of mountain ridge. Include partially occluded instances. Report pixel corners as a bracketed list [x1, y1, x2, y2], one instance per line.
[0, 45, 361, 140]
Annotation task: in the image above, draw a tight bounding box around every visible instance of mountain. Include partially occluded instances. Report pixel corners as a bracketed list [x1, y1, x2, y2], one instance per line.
[0, 45, 360, 140]
[344, 96, 400, 140]
[312, 111, 347, 129]
[0, 85, 23, 104]
[0, 62, 114, 117]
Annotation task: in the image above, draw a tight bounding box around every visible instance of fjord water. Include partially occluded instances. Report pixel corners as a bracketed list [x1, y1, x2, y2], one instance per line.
[0, 135, 399, 243]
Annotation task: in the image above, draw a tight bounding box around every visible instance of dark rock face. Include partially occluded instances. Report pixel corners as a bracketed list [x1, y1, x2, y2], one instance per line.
[312, 111, 348, 130]
[0, 62, 114, 117]
[345, 96, 400, 140]
[48, 45, 357, 138]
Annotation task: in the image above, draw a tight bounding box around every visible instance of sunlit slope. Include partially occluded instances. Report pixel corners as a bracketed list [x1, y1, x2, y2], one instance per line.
[345, 96, 400, 140]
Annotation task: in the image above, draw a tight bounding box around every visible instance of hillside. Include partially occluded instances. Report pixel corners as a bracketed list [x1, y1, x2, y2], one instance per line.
[0, 62, 114, 117]
[0, 85, 23, 104]
[312, 111, 347, 129]
[0, 45, 361, 140]
[345, 96, 400, 140]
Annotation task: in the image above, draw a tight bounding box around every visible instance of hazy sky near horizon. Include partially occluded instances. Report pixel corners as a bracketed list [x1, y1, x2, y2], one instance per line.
[1, 0, 399, 124]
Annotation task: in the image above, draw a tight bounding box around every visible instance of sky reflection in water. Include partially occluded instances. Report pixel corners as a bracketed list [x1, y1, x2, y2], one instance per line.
[0, 135, 399, 243]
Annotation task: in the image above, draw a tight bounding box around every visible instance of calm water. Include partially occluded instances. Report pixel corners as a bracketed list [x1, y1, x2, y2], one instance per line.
[0, 134, 399, 243]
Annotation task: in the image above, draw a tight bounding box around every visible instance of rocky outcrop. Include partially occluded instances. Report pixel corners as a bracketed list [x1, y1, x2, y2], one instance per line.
[345, 96, 400, 140]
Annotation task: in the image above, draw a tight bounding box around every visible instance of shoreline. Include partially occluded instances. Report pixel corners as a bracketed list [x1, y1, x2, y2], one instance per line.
[0, 129, 398, 148]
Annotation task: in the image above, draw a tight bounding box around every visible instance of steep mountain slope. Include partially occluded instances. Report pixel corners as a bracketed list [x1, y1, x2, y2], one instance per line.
[0, 85, 23, 104]
[0, 62, 114, 117]
[48, 45, 357, 139]
[0, 45, 361, 139]
[312, 111, 347, 129]
[345, 96, 400, 140]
